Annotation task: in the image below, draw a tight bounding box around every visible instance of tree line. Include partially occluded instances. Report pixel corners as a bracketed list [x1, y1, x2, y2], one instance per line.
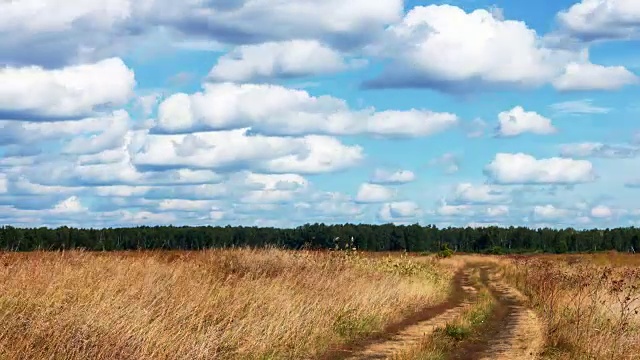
[1, 223, 639, 253]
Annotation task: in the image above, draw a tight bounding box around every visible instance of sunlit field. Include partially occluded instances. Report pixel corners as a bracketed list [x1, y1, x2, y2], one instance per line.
[0, 249, 456, 360]
[496, 252, 640, 359]
[2, 249, 638, 360]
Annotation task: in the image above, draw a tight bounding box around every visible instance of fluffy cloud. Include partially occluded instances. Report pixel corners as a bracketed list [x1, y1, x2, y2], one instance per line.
[356, 183, 394, 203]
[533, 204, 572, 220]
[557, 0, 640, 41]
[2, 1, 636, 229]
[208, 40, 350, 82]
[136, 93, 162, 117]
[134, 129, 363, 174]
[560, 142, 639, 158]
[63, 111, 131, 155]
[591, 205, 613, 218]
[436, 201, 474, 217]
[378, 201, 421, 222]
[0, 58, 135, 120]
[155, 83, 458, 137]
[364, 5, 578, 91]
[0, 1, 147, 67]
[7, 177, 75, 196]
[0, 112, 134, 147]
[156, 0, 403, 50]
[486, 205, 509, 217]
[497, 106, 556, 136]
[370, 169, 416, 185]
[1, 0, 403, 67]
[363, 5, 637, 93]
[239, 173, 308, 204]
[553, 62, 638, 91]
[450, 183, 511, 205]
[297, 192, 364, 220]
[485, 153, 596, 184]
[52, 196, 87, 214]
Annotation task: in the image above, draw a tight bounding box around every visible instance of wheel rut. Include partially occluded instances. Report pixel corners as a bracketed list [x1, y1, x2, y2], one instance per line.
[321, 267, 478, 360]
[321, 263, 544, 360]
[476, 267, 544, 360]
[451, 266, 544, 360]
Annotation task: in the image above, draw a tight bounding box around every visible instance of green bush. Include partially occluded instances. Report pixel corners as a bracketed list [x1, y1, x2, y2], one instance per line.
[436, 243, 454, 258]
[444, 323, 470, 340]
[488, 246, 505, 255]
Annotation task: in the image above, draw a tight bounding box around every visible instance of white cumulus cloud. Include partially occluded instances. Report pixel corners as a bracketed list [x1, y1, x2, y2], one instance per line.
[451, 183, 511, 205]
[0, 58, 135, 120]
[553, 62, 638, 91]
[533, 204, 572, 220]
[486, 205, 509, 217]
[155, 0, 403, 50]
[365, 5, 578, 91]
[436, 201, 474, 217]
[52, 196, 87, 214]
[356, 183, 394, 203]
[208, 40, 350, 82]
[134, 129, 364, 175]
[591, 205, 613, 219]
[370, 169, 416, 184]
[485, 153, 596, 184]
[557, 0, 640, 41]
[378, 201, 421, 222]
[155, 83, 458, 137]
[497, 106, 556, 136]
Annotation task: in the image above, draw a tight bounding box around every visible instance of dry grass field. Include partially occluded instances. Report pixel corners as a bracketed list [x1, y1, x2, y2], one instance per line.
[496, 252, 640, 360]
[1, 249, 638, 360]
[0, 249, 456, 360]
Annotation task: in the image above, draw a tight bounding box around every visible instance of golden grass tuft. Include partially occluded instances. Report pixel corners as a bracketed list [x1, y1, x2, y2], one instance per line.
[0, 249, 452, 360]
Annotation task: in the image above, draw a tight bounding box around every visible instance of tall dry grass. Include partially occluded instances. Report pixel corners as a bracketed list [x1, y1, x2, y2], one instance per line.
[495, 254, 640, 360]
[0, 249, 453, 360]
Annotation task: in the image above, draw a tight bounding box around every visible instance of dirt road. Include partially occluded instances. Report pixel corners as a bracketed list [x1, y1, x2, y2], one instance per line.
[325, 264, 544, 360]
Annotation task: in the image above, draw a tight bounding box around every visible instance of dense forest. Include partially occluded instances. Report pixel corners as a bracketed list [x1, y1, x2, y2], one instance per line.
[0, 223, 639, 253]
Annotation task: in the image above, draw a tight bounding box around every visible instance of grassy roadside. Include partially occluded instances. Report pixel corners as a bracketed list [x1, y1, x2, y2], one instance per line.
[0, 249, 456, 360]
[395, 266, 496, 360]
[494, 255, 640, 359]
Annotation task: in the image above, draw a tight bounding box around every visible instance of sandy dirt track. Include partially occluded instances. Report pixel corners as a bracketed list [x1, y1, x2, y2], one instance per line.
[326, 264, 544, 360]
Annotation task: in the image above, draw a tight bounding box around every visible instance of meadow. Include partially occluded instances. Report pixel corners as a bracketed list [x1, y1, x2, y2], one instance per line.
[497, 252, 640, 360]
[0, 249, 638, 359]
[0, 249, 457, 360]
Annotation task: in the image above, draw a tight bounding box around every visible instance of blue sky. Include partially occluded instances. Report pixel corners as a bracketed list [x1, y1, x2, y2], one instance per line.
[1, 0, 640, 229]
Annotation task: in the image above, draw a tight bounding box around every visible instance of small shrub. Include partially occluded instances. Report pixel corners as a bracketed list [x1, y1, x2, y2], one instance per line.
[444, 323, 470, 340]
[437, 244, 454, 258]
[488, 246, 505, 255]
